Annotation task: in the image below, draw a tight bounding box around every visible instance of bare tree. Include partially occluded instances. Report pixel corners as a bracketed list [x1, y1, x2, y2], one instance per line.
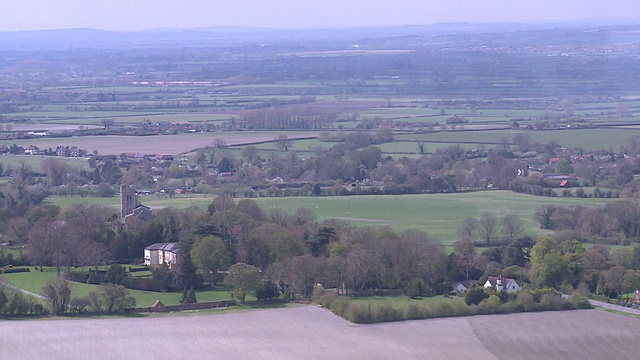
[274, 135, 293, 152]
[477, 212, 498, 245]
[458, 217, 478, 241]
[502, 215, 525, 241]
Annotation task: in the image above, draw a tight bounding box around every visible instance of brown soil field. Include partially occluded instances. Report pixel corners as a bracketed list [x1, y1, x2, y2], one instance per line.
[1, 306, 638, 359]
[0, 132, 318, 155]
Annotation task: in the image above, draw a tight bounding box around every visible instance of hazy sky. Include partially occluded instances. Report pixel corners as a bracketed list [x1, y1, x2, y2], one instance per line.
[2, 0, 639, 31]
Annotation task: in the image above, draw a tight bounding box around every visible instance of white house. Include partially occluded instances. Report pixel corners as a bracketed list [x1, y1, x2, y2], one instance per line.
[451, 280, 479, 293]
[483, 275, 522, 293]
[144, 242, 182, 269]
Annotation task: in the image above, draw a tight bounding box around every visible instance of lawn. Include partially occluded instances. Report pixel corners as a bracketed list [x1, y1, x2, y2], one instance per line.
[0, 267, 234, 307]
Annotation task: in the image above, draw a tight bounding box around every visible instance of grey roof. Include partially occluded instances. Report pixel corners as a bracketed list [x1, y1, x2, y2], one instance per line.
[145, 242, 181, 253]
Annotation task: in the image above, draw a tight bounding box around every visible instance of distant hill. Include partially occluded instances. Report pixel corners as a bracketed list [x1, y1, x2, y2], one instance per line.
[0, 22, 639, 50]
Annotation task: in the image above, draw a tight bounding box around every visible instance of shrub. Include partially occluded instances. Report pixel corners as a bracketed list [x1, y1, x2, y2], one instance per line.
[87, 273, 106, 284]
[120, 277, 165, 292]
[1, 267, 30, 274]
[480, 295, 503, 314]
[69, 297, 91, 313]
[516, 291, 537, 311]
[329, 297, 350, 317]
[64, 272, 90, 283]
[105, 264, 127, 284]
[372, 303, 403, 322]
[464, 287, 489, 306]
[344, 304, 374, 324]
[568, 293, 592, 310]
[318, 292, 338, 308]
[404, 303, 421, 320]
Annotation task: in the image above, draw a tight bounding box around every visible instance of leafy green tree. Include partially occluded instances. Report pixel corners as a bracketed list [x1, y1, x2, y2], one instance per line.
[218, 157, 233, 172]
[254, 281, 280, 302]
[174, 254, 199, 290]
[224, 263, 262, 304]
[186, 286, 197, 304]
[555, 158, 574, 175]
[536, 253, 570, 289]
[105, 264, 127, 284]
[464, 286, 488, 306]
[190, 235, 231, 285]
[180, 286, 197, 304]
[268, 230, 305, 264]
[151, 263, 175, 290]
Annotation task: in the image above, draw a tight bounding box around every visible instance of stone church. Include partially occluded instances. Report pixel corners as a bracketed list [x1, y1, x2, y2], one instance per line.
[120, 185, 153, 224]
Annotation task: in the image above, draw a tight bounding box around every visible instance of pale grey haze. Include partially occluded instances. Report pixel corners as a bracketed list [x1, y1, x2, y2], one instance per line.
[1, 0, 639, 31]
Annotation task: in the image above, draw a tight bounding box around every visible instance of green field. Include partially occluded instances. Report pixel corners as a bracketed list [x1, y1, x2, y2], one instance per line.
[253, 191, 614, 244]
[44, 190, 615, 244]
[349, 294, 465, 310]
[0, 267, 235, 307]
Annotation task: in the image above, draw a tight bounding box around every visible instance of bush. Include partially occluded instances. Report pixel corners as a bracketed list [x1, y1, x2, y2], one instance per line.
[105, 264, 127, 284]
[64, 272, 90, 283]
[344, 304, 374, 324]
[479, 295, 503, 314]
[1, 267, 30, 274]
[87, 273, 106, 284]
[568, 293, 593, 310]
[372, 303, 403, 322]
[120, 277, 165, 292]
[329, 297, 351, 317]
[516, 292, 537, 311]
[69, 297, 91, 313]
[317, 292, 338, 308]
[128, 266, 149, 273]
[464, 287, 489, 306]
[404, 303, 421, 320]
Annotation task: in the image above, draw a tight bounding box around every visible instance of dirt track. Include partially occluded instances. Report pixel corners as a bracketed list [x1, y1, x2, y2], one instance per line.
[1, 307, 638, 359]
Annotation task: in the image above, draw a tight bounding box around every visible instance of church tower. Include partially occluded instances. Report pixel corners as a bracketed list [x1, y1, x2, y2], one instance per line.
[121, 185, 138, 218]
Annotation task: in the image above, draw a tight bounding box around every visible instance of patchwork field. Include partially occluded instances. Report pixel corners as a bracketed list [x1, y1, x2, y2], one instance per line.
[0, 306, 637, 359]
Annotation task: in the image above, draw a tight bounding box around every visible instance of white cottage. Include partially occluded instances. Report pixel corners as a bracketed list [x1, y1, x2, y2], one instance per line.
[483, 275, 522, 293]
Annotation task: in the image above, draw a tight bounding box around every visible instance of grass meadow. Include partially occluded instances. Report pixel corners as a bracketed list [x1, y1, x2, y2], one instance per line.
[349, 294, 465, 310]
[1, 266, 236, 307]
[46, 190, 615, 245]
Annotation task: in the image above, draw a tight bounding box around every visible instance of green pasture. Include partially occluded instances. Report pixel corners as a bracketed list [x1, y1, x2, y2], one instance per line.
[0, 154, 90, 171]
[253, 190, 614, 244]
[395, 128, 640, 151]
[45, 190, 616, 245]
[349, 294, 465, 310]
[0, 267, 234, 307]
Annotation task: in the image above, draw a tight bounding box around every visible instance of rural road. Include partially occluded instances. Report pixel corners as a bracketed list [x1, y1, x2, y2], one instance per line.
[562, 294, 640, 316]
[589, 298, 640, 315]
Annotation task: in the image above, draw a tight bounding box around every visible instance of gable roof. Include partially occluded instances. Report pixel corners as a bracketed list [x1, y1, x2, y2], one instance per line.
[145, 242, 181, 253]
[485, 276, 522, 288]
